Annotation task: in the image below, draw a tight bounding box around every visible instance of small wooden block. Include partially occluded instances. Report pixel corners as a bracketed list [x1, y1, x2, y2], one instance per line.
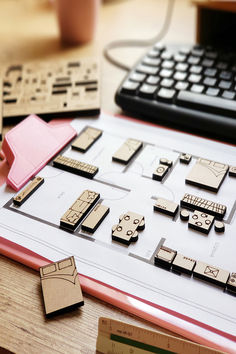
[193, 261, 229, 287]
[112, 138, 143, 164]
[13, 176, 44, 206]
[159, 158, 173, 167]
[188, 210, 214, 234]
[229, 166, 236, 177]
[112, 211, 145, 245]
[152, 164, 169, 181]
[226, 273, 236, 294]
[180, 193, 226, 219]
[180, 209, 189, 221]
[154, 246, 177, 270]
[40, 256, 84, 316]
[186, 158, 228, 192]
[53, 155, 98, 179]
[172, 254, 196, 275]
[214, 220, 225, 233]
[179, 153, 192, 164]
[81, 204, 109, 233]
[72, 127, 102, 153]
[60, 190, 100, 230]
[154, 197, 179, 217]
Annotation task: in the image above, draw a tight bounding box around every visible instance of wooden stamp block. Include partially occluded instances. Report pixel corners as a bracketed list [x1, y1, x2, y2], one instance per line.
[159, 158, 173, 167]
[154, 197, 179, 217]
[188, 210, 214, 234]
[81, 204, 110, 233]
[40, 256, 84, 316]
[13, 176, 44, 206]
[186, 158, 228, 192]
[154, 246, 177, 270]
[193, 261, 229, 287]
[112, 211, 145, 245]
[179, 153, 192, 164]
[152, 164, 169, 181]
[112, 138, 143, 164]
[172, 254, 196, 275]
[226, 273, 236, 294]
[72, 126, 102, 153]
[53, 155, 98, 179]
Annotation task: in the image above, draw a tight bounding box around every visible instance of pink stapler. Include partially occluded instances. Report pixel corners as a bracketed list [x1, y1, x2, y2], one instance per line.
[2, 115, 77, 191]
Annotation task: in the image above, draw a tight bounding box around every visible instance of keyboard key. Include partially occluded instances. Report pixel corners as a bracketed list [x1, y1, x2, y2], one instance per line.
[154, 42, 165, 51]
[176, 63, 188, 72]
[174, 54, 186, 63]
[139, 84, 157, 98]
[191, 48, 204, 57]
[161, 51, 173, 60]
[188, 74, 201, 83]
[205, 51, 218, 59]
[216, 62, 228, 70]
[129, 72, 146, 82]
[136, 64, 159, 75]
[190, 84, 204, 94]
[219, 71, 232, 80]
[147, 49, 160, 58]
[142, 57, 161, 67]
[160, 78, 174, 88]
[162, 60, 174, 69]
[218, 80, 231, 90]
[206, 87, 219, 96]
[159, 69, 173, 78]
[188, 56, 200, 65]
[179, 47, 190, 55]
[222, 90, 235, 100]
[157, 88, 176, 102]
[121, 80, 139, 95]
[203, 77, 217, 87]
[146, 75, 160, 85]
[176, 90, 236, 117]
[175, 81, 189, 91]
[204, 68, 217, 77]
[202, 59, 214, 67]
[190, 65, 202, 74]
[173, 71, 187, 81]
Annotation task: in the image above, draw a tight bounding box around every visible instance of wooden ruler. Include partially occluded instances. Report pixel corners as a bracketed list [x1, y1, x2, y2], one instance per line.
[96, 317, 225, 354]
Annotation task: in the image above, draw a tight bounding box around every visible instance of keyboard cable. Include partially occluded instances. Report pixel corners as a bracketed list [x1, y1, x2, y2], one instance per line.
[103, 0, 176, 71]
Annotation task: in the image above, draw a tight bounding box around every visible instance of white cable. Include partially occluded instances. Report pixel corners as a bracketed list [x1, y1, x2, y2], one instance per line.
[103, 0, 176, 71]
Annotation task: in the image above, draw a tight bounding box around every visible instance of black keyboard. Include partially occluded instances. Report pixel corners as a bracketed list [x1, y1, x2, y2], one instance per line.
[115, 43, 236, 143]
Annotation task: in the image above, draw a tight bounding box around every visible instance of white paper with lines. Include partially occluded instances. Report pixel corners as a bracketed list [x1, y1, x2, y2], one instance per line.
[0, 113, 235, 341]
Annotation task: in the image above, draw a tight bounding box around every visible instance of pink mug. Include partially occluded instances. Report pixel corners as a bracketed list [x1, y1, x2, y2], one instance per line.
[55, 0, 100, 44]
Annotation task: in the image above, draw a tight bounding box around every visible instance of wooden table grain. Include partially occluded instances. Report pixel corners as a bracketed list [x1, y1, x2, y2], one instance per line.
[0, 1, 195, 352]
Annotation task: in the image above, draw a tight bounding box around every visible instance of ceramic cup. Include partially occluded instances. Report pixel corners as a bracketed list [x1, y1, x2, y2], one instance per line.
[55, 0, 100, 44]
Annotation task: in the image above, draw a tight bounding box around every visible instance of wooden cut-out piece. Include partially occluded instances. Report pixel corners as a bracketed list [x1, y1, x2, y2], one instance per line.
[112, 211, 145, 245]
[154, 197, 179, 217]
[180, 209, 189, 221]
[81, 204, 110, 233]
[53, 155, 98, 179]
[186, 158, 229, 192]
[40, 256, 84, 316]
[152, 164, 169, 181]
[193, 261, 229, 287]
[226, 273, 236, 294]
[172, 254, 196, 275]
[72, 127, 102, 153]
[3, 58, 100, 121]
[13, 176, 44, 206]
[159, 158, 173, 167]
[229, 166, 236, 177]
[60, 190, 100, 230]
[214, 220, 225, 233]
[154, 246, 177, 270]
[112, 138, 143, 164]
[180, 193, 226, 219]
[179, 153, 192, 164]
[188, 210, 214, 234]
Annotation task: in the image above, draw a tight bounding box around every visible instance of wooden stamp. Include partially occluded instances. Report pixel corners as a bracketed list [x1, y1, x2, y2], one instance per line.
[112, 138, 143, 164]
[112, 211, 145, 245]
[13, 176, 44, 206]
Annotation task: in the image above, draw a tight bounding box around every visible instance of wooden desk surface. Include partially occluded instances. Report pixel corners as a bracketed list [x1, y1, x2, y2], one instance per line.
[0, 1, 195, 352]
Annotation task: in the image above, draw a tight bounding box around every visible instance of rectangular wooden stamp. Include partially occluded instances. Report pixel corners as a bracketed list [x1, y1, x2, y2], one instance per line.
[72, 127, 102, 153]
[154, 246, 177, 270]
[81, 204, 109, 233]
[112, 138, 143, 164]
[193, 261, 229, 287]
[13, 176, 44, 206]
[53, 155, 98, 179]
[40, 256, 84, 316]
[112, 211, 145, 245]
[154, 197, 179, 217]
[60, 190, 100, 231]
